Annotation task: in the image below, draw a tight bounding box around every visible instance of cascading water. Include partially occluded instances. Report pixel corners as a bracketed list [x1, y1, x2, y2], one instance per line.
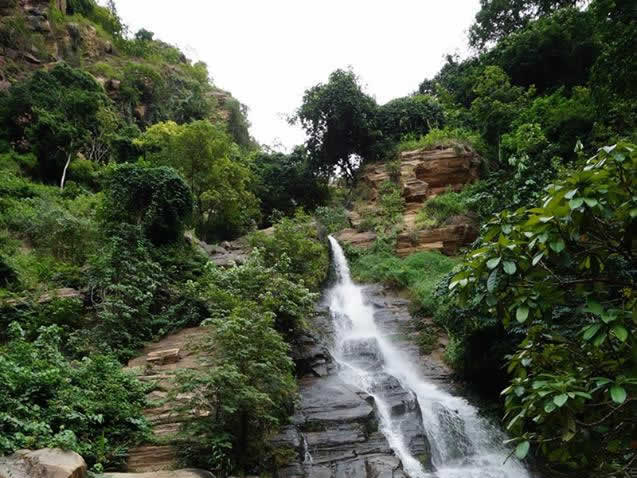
[326, 236, 531, 478]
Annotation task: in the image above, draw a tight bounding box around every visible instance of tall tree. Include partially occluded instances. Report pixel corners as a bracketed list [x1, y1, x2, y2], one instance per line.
[135, 120, 260, 241]
[295, 69, 378, 182]
[469, 0, 582, 49]
[0, 63, 110, 187]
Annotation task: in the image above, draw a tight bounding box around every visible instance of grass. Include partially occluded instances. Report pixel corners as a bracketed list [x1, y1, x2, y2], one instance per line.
[350, 250, 457, 315]
[397, 127, 485, 154]
[415, 188, 475, 229]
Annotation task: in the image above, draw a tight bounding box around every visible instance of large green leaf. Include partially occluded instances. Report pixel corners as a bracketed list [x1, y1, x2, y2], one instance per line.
[515, 441, 530, 459]
[553, 394, 568, 407]
[487, 257, 501, 269]
[610, 385, 627, 404]
[611, 325, 628, 342]
[516, 306, 529, 323]
[487, 269, 498, 293]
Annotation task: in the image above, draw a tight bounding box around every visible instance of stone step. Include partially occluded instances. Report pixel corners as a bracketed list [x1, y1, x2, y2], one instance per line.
[126, 445, 177, 473]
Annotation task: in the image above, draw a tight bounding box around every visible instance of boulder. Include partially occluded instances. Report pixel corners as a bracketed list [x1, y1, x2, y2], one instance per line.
[335, 229, 376, 249]
[395, 222, 478, 257]
[106, 79, 120, 90]
[134, 104, 147, 121]
[146, 347, 180, 366]
[103, 471, 215, 478]
[0, 448, 87, 478]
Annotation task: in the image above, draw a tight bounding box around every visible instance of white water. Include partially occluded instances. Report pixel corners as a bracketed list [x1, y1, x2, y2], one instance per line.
[326, 236, 531, 478]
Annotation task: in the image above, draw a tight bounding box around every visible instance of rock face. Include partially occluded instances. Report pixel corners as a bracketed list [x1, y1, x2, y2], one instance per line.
[125, 327, 210, 473]
[186, 232, 250, 267]
[339, 146, 480, 256]
[0, 448, 86, 478]
[268, 287, 449, 478]
[395, 221, 478, 257]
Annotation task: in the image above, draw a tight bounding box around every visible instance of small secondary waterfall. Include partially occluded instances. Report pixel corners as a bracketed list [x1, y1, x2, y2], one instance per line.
[326, 236, 531, 478]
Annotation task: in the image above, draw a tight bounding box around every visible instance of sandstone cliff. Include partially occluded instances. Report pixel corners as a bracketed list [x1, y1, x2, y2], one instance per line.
[337, 146, 480, 256]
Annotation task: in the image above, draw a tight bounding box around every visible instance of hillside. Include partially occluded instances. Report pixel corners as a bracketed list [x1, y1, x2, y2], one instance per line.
[0, 1, 635, 478]
[0, 0, 250, 143]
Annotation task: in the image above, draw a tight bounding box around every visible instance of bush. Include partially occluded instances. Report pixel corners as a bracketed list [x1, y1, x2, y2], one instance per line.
[314, 206, 349, 234]
[397, 127, 484, 155]
[450, 142, 637, 472]
[177, 308, 295, 473]
[376, 94, 444, 143]
[249, 211, 329, 292]
[102, 163, 193, 245]
[375, 180, 405, 235]
[0, 324, 148, 469]
[416, 188, 474, 229]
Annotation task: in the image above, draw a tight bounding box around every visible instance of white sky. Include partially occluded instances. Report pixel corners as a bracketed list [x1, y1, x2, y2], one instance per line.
[108, 0, 480, 151]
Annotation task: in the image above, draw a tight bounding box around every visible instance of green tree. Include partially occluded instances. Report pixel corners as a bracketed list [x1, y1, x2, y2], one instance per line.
[178, 308, 295, 473]
[102, 163, 193, 245]
[470, 66, 530, 157]
[450, 143, 636, 474]
[135, 120, 260, 241]
[492, 8, 598, 92]
[0, 63, 111, 187]
[250, 146, 329, 225]
[376, 95, 445, 144]
[295, 69, 379, 181]
[469, 0, 583, 49]
[589, 0, 637, 136]
[249, 211, 329, 292]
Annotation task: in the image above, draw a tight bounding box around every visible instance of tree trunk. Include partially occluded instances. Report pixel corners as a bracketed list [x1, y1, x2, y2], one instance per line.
[60, 152, 72, 190]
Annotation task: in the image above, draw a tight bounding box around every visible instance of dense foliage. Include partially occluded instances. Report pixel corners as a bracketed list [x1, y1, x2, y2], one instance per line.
[250, 147, 329, 225]
[0, 63, 118, 185]
[0, 323, 148, 469]
[1, 0, 635, 475]
[450, 143, 636, 473]
[134, 120, 261, 241]
[177, 214, 327, 473]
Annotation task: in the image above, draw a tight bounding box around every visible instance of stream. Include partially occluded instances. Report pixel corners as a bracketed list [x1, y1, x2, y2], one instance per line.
[326, 236, 530, 478]
[271, 237, 532, 478]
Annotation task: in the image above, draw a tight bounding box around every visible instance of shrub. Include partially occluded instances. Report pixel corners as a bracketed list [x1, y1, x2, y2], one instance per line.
[375, 180, 405, 235]
[0, 324, 148, 469]
[177, 308, 295, 473]
[450, 143, 637, 472]
[415, 188, 474, 229]
[102, 163, 193, 245]
[397, 127, 485, 155]
[315, 206, 349, 234]
[249, 211, 329, 292]
[376, 94, 445, 143]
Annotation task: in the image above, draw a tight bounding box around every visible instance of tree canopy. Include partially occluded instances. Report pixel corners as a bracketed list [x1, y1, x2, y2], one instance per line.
[135, 120, 260, 241]
[295, 69, 378, 181]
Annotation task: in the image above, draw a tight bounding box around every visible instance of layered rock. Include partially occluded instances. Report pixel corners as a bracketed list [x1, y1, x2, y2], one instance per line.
[339, 146, 480, 256]
[396, 220, 478, 257]
[268, 288, 447, 478]
[104, 471, 215, 478]
[125, 327, 210, 473]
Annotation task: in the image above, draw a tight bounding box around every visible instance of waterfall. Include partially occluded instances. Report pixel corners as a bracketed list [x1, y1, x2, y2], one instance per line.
[326, 236, 531, 478]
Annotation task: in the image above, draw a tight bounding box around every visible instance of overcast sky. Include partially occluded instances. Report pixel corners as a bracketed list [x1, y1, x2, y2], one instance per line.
[108, 0, 481, 150]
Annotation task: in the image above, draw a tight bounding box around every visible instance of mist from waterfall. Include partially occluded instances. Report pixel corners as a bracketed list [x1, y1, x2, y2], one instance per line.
[325, 236, 531, 478]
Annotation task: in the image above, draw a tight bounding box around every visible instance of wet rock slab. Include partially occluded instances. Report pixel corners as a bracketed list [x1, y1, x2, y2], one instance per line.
[270, 286, 440, 477]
